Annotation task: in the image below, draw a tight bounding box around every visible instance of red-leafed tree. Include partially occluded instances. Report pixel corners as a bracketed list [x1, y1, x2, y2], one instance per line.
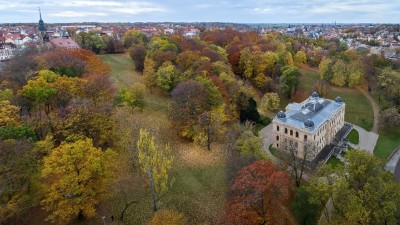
[220, 160, 291, 225]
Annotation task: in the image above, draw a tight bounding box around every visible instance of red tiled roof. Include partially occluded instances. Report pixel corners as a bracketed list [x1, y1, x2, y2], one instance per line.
[50, 37, 80, 49]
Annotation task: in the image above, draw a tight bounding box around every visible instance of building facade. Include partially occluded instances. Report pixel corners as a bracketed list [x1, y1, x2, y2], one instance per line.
[272, 92, 345, 159]
[0, 43, 16, 61]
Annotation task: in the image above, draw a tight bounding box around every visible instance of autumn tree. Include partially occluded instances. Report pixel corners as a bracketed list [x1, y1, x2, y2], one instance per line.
[260, 92, 280, 112]
[331, 60, 347, 87]
[143, 58, 158, 91]
[219, 160, 291, 225]
[284, 52, 294, 66]
[347, 60, 365, 87]
[319, 58, 333, 81]
[123, 30, 148, 48]
[0, 100, 20, 127]
[194, 105, 227, 150]
[313, 79, 330, 98]
[156, 61, 177, 92]
[380, 107, 400, 130]
[149, 209, 186, 225]
[307, 150, 400, 224]
[41, 138, 115, 223]
[137, 129, 173, 211]
[171, 80, 210, 139]
[294, 51, 307, 66]
[116, 83, 146, 110]
[129, 44, 146, 72]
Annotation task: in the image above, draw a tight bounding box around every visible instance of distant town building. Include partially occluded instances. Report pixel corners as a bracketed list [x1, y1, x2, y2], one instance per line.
[38, 9, 80, 50]
[272, 92, 345, 160]
[0, 43, 16, 61]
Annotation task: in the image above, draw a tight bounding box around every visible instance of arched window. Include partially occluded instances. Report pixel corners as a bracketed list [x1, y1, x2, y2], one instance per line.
[304, 135, 308, 141]
[277, 125, 280, 131]
[295, 131, 299, 138]
[285, 128, 288, 134]
[276, 136, 279, 141]
[290, 130, 293, 136]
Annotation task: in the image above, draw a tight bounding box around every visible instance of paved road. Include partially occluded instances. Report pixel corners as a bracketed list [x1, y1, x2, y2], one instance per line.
[352, 124, 379, 154]
[259, 124, 279, 162]
[385, 145, 400, 179]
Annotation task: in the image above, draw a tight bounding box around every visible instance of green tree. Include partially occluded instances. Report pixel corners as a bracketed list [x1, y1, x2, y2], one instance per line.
[307, 151, 400, 225]
[260, 92, 280, 112]
[292, 187, 318, 225]
[280, 66, 300, 98]
[234, 130, 265, 159]
[137, 129, 173, 212]
[155, 61, 176, 92]
[116, 83, 146, 110]
[41, 138, 115, 223]
[331, 60, 347, 87]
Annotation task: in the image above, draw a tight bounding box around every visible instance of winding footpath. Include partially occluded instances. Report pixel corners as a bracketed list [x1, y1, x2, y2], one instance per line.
[355, 86, 380, 133]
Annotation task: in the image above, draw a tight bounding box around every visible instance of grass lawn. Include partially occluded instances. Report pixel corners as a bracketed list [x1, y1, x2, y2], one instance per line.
[326, 156, 342, 168]
[346, 129, 359, 145]
[99, 54, 143, 88]
[374, 127, 400, 160]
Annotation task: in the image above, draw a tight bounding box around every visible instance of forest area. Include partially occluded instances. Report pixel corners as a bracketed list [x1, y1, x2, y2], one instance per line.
[1, 28, 400, 225]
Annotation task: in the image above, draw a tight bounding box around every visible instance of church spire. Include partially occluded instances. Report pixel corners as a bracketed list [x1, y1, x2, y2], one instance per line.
[38, 7, 46, 32]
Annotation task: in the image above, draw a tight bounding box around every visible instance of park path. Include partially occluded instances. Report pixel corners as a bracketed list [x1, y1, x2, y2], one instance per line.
[352, 124, 379, 154]
[259, 123, 279, 162]
[355, 86, 380, 133]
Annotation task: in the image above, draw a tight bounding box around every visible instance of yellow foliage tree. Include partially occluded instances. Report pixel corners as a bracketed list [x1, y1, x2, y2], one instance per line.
[41, 138, 115, 223]
[0, 100, 20, 127]
[260, 92, 280, 112]
[137, 129, 173, 211]
[331, 60, 347, 87]
[284, 52, 294, 66]
[149, 209, 186, 225]
[294, 51, 307, 66]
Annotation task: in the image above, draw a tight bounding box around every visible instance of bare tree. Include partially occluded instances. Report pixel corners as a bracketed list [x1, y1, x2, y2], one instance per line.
[278, 140, 317, 187]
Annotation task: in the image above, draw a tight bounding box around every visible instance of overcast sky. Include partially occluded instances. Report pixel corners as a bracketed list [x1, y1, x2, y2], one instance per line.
[0, 0, 399, 23]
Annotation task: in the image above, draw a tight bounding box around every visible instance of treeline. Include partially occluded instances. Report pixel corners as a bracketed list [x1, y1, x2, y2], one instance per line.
[0, 48, 117, 224]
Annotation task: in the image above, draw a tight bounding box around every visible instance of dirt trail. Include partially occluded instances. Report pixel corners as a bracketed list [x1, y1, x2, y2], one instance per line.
[355, 86, 380, 133]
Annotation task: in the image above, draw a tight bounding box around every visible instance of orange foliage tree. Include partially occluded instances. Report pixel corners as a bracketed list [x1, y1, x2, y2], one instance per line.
[219, 160, 291, 225]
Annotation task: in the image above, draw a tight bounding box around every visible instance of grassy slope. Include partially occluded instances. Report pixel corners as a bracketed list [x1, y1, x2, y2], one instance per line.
[100, 54, 226, 225]
[279, 67, 374, 131]
[369, 91, 400, 159]
[374, 128, 400, 160]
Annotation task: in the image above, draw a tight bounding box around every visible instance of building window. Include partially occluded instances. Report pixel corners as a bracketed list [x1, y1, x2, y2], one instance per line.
[304, 135, 308, 141]
[277, 143, 279, 148]
[296, 131, 299, 138]
[285, 128, 288, 134]
[290, 130, 293, 136]
[277, 125, 279, 131]
[276, 135, 279, 141]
